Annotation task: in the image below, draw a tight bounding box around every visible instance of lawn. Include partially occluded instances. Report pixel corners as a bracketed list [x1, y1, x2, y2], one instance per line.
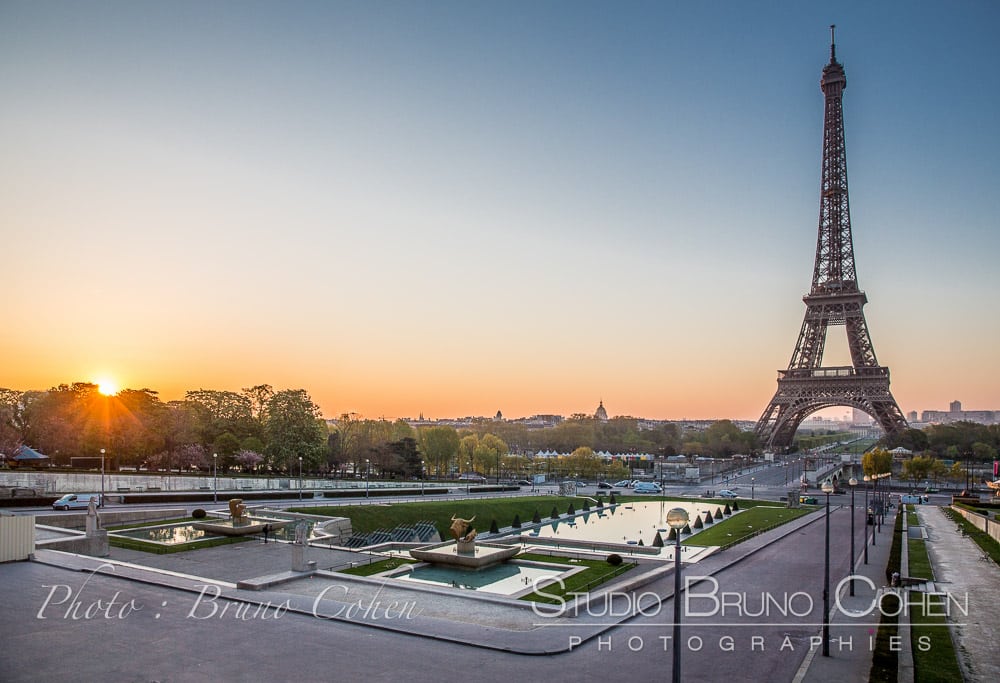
[909, 591, 963, 681]
[907, 538, 933, 579]
[297, 496, 590, 535]
[682, 505, 812, 548]
[339, 557, 417, 576]
[516, 552, 636, 604]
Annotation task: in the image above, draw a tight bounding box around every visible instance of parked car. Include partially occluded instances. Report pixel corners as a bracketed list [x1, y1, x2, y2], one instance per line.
[51, 493, 102, 510]
[800, 495, 818, 505]
[574, 481, 587, 488]
[633, 482, 662, 494]
[717, 489, 738, 499]
[613, 480, 632, 488]
[597, 481, 613, 489]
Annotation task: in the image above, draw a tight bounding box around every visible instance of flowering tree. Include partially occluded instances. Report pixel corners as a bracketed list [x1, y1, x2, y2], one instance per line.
[234, 449, 264, 473]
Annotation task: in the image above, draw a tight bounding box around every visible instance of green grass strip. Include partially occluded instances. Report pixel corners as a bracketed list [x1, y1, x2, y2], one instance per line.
[907, 538, 933, 580]
[909, 592, 964, 682]
[298, 496, 588, 534]
[339, 557, 418, 576]
[869, 593, 899, 682]
[516, 552, 635, 604]
[682, 505, 812, 548]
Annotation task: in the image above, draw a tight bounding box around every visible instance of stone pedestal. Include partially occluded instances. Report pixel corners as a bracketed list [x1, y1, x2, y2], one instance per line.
[291, 544, 315, 572]
[456, 539, 476, 555]
[83, 529, 109, 557]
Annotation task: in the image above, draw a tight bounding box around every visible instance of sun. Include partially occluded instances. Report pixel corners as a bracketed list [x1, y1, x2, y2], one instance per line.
[96, 379, 119, 396]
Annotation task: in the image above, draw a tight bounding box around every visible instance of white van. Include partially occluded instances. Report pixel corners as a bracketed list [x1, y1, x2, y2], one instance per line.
[51, 493, 103, 510]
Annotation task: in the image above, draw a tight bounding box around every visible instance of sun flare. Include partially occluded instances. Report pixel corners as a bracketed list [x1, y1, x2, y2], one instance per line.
[97, 379, 119, 396]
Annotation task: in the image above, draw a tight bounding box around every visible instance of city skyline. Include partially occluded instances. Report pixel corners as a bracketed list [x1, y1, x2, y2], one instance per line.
[3, 2, 999, 422]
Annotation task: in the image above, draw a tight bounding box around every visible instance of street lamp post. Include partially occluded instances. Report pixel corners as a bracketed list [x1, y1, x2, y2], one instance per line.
[863, 474, 870, 562]
[100, 448, 106, 505]
[666, 507, 690, 683]
[751, 477, 755, 500]
[821, 480, 834, 657]
[848, 477, 857, 595]
[299, 456, 303, 501]
[365, 458, 370, 499]
[213, 453, 218, 504]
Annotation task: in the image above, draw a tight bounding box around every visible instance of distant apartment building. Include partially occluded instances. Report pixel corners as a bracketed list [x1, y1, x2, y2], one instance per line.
[920, 400, 998, 425]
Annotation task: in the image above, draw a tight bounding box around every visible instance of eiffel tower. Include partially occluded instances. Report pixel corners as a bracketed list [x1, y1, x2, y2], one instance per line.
[755, 27, 907, 451]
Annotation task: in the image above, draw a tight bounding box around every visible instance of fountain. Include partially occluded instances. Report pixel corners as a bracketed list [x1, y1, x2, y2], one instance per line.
[409, 514, 517, 569]
[191, 498, 291, 536]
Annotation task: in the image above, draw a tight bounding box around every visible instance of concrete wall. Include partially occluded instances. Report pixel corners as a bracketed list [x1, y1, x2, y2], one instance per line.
[0, 471, 416, 494]
[950, 505, 1000, 545]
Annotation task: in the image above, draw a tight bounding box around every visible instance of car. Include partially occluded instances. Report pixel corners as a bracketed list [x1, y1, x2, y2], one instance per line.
[597, 482, 613, 489]
[51, 493, 103, 510]
[717, 490, 738, 499]
[633, 482, 662, 494]
[800, 495, 818, 505]
[613, 480, 632, 488]
[575, 481, 587, 488]
[515, 480, 532, 486]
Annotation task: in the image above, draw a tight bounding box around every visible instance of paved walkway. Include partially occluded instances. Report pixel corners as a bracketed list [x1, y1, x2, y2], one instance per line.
[798, 505, 897, 683]
[919, 505, 1000, 682]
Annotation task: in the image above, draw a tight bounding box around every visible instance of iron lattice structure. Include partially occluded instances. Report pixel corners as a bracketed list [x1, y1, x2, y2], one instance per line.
[755, 29, 907, 450]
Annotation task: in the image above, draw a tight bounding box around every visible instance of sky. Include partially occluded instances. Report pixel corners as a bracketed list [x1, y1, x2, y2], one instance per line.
[2, 1, 998, 422]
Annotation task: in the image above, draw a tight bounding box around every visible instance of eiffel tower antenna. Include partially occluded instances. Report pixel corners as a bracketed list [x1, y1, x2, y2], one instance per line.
[755, 32, 907, 451]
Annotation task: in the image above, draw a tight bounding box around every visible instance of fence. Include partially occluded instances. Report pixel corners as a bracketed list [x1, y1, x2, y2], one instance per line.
[0, 515, 34, 562]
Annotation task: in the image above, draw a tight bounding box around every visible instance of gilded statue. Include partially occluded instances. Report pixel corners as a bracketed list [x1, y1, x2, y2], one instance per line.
[228, 498, 247, 523]
[449, 514, 477, 543]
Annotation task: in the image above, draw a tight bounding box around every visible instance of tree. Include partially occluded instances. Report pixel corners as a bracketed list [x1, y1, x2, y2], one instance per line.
[474, 433, 508, 480]
[388, 437, 423, 479]
[457, 434, 479, 475]
[862, 447, 892, 477]
[185, 389, 254, 446]
[264, 389, 326, 471]
[234, 449, 264, 472]
[420, 426, 459, 477]
[241, 384, 274, 437]
[0, 388, 24, 461]
[566, 446, 603, 479]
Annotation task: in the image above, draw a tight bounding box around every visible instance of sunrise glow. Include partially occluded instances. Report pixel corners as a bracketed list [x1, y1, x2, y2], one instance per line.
[96, 380, 119, 397]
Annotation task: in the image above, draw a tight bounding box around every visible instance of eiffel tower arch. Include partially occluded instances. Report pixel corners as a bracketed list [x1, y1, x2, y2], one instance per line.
[755, 28, 907, 451]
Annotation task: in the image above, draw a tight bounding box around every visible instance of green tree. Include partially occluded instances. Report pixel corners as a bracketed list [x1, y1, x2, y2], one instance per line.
[420, 426, 459, 477]
[862, 447, 892, 477]
[264, 389, 326, 471]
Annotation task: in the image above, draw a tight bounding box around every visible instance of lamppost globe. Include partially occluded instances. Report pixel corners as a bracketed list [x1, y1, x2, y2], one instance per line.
[666, 507, 690, 530]
[821, 481, 834, 494]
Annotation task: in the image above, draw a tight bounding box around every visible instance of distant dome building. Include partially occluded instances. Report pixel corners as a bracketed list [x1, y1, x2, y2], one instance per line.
[494, 410, 503, 421]
[594, 400, 608, 422]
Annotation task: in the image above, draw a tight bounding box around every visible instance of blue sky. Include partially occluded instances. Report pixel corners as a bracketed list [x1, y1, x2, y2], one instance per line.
[2, 1, 998, 420]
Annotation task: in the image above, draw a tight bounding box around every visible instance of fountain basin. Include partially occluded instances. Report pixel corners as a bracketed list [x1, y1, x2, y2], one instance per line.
[410, 541, 518, 569]
[191, 517, 292, 537]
